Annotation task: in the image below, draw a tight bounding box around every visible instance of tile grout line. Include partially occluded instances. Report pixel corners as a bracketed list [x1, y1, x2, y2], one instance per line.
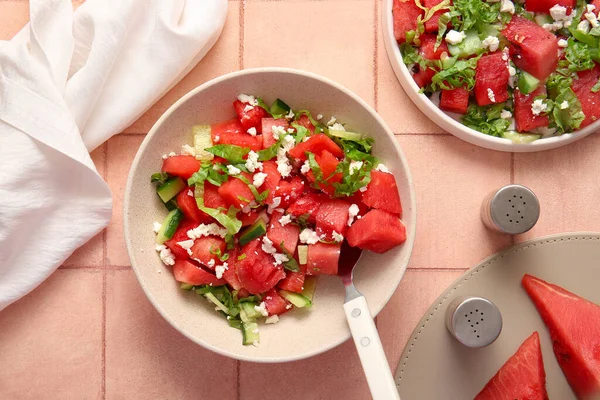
[118, 132, 146, 137]
[236, 360, 241, 400]
[239, 0, 245, 70]
[373, 0, 379, 111]
[101, 149, 108, 400]
[407, 267, 470, 272]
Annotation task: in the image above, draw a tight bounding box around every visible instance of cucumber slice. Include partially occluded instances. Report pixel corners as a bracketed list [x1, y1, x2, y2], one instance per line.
[478, 24, 501, 40]
[238, 218, 267, 246]
[205, 292, 230, 314]
[301, 276, 317, 301]
[193, 125, 214, 161]
[269, 98, 291, 116]
[571, 30, 599, 48]
[239, 302, 262, 322]
[228, 318, 243, 330]
[279, 290, 312, 308]
[157, 177, 185, 202]
[164, 199, 178, 211]
[534, 14, 553, 26]
[297, 245, 308, 265]
[180, 283, 194, 290]
[448, 30, 483, 58]
[502, 130, 542, 143]
[328, 129, 364, 141]
[156, 208, 184, 244]
[517, 71, 540, 95]
[242, 322, 260, 346]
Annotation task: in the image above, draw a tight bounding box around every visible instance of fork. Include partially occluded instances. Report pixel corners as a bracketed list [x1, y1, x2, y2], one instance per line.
[338, 241, 401, 400]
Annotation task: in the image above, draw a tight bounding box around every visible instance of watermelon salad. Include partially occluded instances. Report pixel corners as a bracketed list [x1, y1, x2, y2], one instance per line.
[151, 94, 407, 346]
[393, 0, 600, 142]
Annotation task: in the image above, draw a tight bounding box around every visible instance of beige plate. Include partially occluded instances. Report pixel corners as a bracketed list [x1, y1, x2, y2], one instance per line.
[396, 232, 600, 399]
[123, 68, 416, 363]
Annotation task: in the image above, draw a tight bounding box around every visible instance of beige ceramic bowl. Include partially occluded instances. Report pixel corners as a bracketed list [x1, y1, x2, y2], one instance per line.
[123, 68, 416, 362]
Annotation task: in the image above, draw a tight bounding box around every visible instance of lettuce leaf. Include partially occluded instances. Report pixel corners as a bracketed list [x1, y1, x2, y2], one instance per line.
[462, 103, 510, 137]
[205, 144, 250, 164]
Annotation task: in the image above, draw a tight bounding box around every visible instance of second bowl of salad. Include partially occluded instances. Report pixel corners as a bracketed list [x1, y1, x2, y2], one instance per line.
[123, 68, 416, 362]
[383, 0, 600, 151]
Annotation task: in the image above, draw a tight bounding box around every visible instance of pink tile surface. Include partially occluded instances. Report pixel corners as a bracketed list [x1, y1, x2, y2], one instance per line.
[105, 270, 237, 399]
[0, 270, 103, 399]
[3, 0, 595, 399]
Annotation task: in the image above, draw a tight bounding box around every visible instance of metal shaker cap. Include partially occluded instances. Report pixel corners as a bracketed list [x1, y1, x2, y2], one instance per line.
[481, 185, 540, 235]
[445, 296, 502, 348]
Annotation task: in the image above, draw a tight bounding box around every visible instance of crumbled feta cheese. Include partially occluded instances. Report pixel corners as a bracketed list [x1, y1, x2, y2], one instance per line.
[326, 116, 337, 126]
[226, 165, 241, 175]
[238, 93, 258, 106]
[187, 224, 228, 239]
[181, 144, 195, 156]
[207, 259, 215, 268]
[268, 197, 282, 214]
[332, 231, 344, 242]
[279, 214, 292, 226]
[375, 163, 391, 173]
[585, 12, 599, 28]
[155, 244, 175, 266]
[531, 99, 548, 116]
[253, 172, 268, 187]
[254, 302, 269, 317]
[500, 110, 512, 119]
[273, 253, 289, 266]
[508, 65, 516, 76]
[247, 127, 257, 136]
[244, 104, 255, 112]
[153, 222, 162, 233]
[241, 205, 251, 214]
[177, 239, 195, 250]
[578, 20, 591, 33]
[502, 50, 509, 61]
[215, 263, 228, 279]
[564, 19, 573, 27]
[500, 0, 515, 13]
[349, 160, 363, 175]
[329, 122, 346, 131]
[558, 38, 568, 48]
[265, 315, 280, 324]
[550, 4, 568, 21]
[542, 21, 564, 32]
[560, 100, 569, 109]
[316, 114, 323, 120]
[285, 109, 295, 119]
[514, 34, 525, 43]
[214, 135, 220, 143]
[587, 3, 596, 12]
[252, 340, 259, 347]
[281, 134, 295, 151]
[299, 228, 320, 244]
[262, 236, 277, 254]
[482, 36, 500, 52]
[272, 125, 287, 140]
[162, 154, 168, 159]
[286, 304, 293, 310]
[359, 186, 368, 192]
[168, 151, 176, 157]
[245, 150, 263, 173]
[287, 128, 295, 134]
[487, 88, 496, 103]
[445, 30, 467, 45]
[276, 148, 292, 178]
[348, 204, 360, 226]
[300, 160, 311, 174]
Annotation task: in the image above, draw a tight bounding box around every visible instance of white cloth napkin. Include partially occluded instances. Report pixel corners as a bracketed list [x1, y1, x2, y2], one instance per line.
[0, 0, 227, 310]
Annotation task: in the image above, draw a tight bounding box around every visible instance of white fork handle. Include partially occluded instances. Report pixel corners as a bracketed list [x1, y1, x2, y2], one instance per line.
[344, 295, 401, 400]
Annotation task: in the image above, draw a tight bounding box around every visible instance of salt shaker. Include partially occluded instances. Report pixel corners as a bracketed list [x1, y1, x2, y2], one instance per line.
[481, 184, 540, 235]
[445, 296, 503, 348]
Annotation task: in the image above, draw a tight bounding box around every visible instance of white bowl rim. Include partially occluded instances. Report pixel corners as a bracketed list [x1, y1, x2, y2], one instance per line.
[381, 0, 600, 153]
[123, 67, 417, 363]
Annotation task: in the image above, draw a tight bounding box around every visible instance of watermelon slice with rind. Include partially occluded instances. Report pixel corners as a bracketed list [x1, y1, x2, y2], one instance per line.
[474, 332, 548, 400]
[522, 274, 600, 400]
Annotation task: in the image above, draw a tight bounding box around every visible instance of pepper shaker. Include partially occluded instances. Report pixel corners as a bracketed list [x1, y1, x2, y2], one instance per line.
[481, 184, 540, 235]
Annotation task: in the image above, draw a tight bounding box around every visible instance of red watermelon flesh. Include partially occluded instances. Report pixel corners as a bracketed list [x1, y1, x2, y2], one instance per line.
[262, 118, 288, 149]
[514, 87, 549, 132]
[361, 170, 403, 216]
[593, 0, 600, 16]
[346, 209, 407, 253]
[525, 0, 574, 14]
[267, 210, 300, 255]
[475, 53, 510, 106]
[423, 0, 451, 32]
[440, 86, 470, 114]
[474, 332, 548, 400]
[502, 16, 559, 81]
[411, 34, 449, 88]
[572, 64, 600, 129]
[393, 0, 422, 43]
[522, 274, 600, 399]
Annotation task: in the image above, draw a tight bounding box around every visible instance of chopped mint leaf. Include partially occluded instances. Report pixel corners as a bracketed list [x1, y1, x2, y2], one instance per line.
[291, 123, 310, 144]
[431, 56, 479, 91]
[257, 141, 280, 161]
[205, 144, 250, 164]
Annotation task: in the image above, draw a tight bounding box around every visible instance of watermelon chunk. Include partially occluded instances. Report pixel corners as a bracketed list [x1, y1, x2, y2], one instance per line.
[295, 114, 316, 134]
[262, 118, 288, 149]
[218, 172, 254, 209]
[236, 239, 286, 295]
[440, 87, 470, 114]
[474, 53, 510, 106]
[263, 289, 291, 315]
[502, 16, 559, 81]
[393, 0, 423, 43]
[288, 134, 344, 161]
[315, 199, 351, 240]
[176, 187, 213, 224]
[172, 260, 226, 287]
[361, 170, 403, 216]
[306, 150, 343, 197]
[189, 237, 227, 268]
[572, 63, 600, 129]
[233, 100, 269, 133]
[211, 119, 263, 152]
[278, 264, 307, 293]
[161, 155, 201, 180]
[474, 332, 548, 400]
[347, 209, 406, 253]
[307, 243, 341, 275]
[267, 210, 300, 255]
[411, 34, 449, 88]
[204, 182, 227, 209]
[164, 220, 198, 260]
[423, 0, 451, 32]
[525, 0, 574, 14]
[286, 193, 328, 224]
[514, 87, 549, 132]
[522, 274, 600, 399]
[259, 160, 281, 203]
[273, 177, 305, 208]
